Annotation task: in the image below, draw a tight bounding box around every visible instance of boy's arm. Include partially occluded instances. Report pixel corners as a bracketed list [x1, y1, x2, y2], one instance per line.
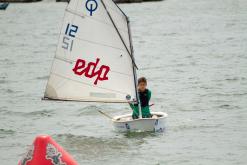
[129, 102, 135, 110]
[129, 101, 138, 111]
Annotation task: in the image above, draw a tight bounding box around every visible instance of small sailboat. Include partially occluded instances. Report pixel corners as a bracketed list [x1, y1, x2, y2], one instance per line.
[0, 3, 9, 10]
[44, 0, 167, 132]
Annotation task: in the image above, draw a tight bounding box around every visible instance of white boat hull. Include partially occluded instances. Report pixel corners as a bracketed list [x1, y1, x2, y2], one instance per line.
[112, 112, 168, 132]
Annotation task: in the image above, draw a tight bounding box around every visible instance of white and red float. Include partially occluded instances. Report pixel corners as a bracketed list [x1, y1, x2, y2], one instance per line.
[18, 135, 78, 165]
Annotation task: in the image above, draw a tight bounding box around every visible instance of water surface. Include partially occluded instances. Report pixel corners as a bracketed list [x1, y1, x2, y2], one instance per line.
[0, 0, 247, 164]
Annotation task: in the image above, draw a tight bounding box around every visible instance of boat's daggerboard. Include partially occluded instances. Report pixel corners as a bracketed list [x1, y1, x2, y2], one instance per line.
[44, 0, 137, 103]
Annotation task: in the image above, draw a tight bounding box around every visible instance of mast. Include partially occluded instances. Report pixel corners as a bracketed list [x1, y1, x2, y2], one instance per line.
[103, 0, 142, 118]
[126, 18, 142, 119]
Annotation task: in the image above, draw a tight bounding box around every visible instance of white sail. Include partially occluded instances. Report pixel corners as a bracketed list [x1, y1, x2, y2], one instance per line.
[44, 0, 137, 103]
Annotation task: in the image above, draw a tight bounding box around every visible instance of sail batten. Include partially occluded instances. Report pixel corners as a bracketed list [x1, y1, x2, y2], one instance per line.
[57, 33, 127, 51]
[44, 0, 137, 103]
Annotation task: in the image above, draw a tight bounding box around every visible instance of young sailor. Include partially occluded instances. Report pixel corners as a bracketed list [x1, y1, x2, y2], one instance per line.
[130, 77, 152, 119]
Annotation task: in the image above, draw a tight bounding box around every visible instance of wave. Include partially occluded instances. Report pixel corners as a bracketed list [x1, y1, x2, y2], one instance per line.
[0, 129, 15, 138]
[172, 123, 224, 132]
[0, 80, 8, 84]
[77, 105, 104, 116]
[36, 75, 49, 80]
[25, 110, 54, 117]
[52, 133, 135, 161]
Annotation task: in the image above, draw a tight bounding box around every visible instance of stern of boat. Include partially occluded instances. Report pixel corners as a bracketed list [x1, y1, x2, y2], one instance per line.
[112, 112, 168, 132]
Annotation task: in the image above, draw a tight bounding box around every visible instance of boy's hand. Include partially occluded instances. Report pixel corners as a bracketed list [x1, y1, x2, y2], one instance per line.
[127, 99, 137, 104]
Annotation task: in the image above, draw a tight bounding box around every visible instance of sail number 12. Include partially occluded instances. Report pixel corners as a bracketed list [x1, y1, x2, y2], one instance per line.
[62, 23, 78, 51]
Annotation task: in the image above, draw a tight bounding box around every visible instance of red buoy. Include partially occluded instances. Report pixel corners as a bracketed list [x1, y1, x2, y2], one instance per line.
[18, 135, 79, 165]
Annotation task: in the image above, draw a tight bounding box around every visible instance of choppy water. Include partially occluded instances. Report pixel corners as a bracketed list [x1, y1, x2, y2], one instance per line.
[1, 0, 247, 164]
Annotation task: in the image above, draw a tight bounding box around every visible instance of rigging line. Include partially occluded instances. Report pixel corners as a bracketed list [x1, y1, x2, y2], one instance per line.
[53, 56, 133, 77]
[51, 72, 132, 95]
[101, 0, 138, 69]
[66, 8, 129, 33]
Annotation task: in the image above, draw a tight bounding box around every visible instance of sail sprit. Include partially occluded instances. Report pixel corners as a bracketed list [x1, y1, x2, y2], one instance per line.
[101, 0, 138, 68]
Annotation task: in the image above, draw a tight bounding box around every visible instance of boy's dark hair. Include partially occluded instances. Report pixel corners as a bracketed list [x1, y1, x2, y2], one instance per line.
[138, 77, 147, 85]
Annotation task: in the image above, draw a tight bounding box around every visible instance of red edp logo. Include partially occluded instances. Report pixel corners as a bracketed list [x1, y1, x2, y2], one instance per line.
[72, 58, 110, 85]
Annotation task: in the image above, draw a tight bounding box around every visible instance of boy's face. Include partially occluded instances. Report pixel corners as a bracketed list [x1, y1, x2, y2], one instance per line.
[138, 82, 147, 92]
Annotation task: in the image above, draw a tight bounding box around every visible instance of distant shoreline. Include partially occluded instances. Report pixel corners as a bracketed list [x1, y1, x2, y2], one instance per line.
[0, 0, 162, 3]
[114, 0, 162, 3]
[0, 0, 41, 2]
[0, 0, 42, 3]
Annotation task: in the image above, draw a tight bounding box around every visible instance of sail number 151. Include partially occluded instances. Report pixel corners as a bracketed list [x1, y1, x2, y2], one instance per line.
[62, 24, 78, 51]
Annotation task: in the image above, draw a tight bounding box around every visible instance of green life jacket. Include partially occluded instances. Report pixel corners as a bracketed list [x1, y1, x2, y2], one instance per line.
[130, 89, 152, 119]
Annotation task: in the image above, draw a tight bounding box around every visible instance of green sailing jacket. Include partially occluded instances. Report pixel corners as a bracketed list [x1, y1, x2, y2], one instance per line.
[129, 89, 152, 119]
